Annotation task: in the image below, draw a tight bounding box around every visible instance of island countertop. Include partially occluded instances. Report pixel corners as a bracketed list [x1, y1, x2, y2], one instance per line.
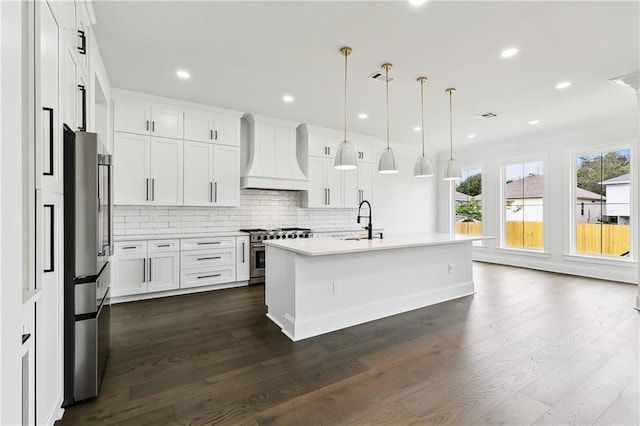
[264, 232, 491, 256]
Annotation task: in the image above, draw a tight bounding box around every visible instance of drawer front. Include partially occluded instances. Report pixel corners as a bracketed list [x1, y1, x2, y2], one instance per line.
[114, 241, 147, 255]
[181, 236, 235, 251]
[148, 239, 180, 253]
[181, 266, 236, 289]
[181, 248, 235, 269]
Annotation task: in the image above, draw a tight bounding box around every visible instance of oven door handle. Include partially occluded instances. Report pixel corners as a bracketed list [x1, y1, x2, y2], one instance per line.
[251, 245, 266, 250]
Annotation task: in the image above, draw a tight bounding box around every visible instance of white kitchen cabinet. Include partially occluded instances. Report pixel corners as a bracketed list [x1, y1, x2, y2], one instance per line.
[113, 99, 183, 139]
[307, 133, 340, 158]
[236, 236, 250, 282]
[75, 1, 90, 75]
[150, 137, 183, 205]
[112, 253, 146, 296]
[180, 236, 237, 290]
[183, 141, 239, 206]
[343, 168, 359, 208]
[302, 157, 344, 208]
[357, 162, 375, 204]
[184, 110, 240, 146]
[147, 252, 180, 293]
[113, 132, 150, 205]
[62, 47, 77, 132]
[355, 143, 374, 163]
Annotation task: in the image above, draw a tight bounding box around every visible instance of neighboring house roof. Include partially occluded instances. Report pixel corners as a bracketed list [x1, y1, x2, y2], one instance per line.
[505, 174, 543, 198]
[576, 187, 604, 201]
[455, 191, 481, 202]
[600, 173, 630, 185]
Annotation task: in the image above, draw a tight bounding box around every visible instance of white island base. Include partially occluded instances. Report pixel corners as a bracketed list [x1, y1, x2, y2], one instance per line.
[265, 233, 483, 341]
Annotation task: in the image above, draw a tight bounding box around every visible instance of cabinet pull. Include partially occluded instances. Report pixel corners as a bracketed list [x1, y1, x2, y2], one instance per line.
[43, 204, 55, 272]
[142, 258, 146, 282]
[197, 241, 221, 245]
[328, 188, 331, 205]
[122, 246, 137, 250]
[214, 182, 218, 203]
[242, 242, 245, 263]
[151, 178, 155, 201]
[327, 147, 330, 155]
[146, 178, 149, 201]
[214, 130, 218, 140]
[151, 121, 155, 132]
[197, 256, 221, 261]
[146, 120, 150, 131]
[77, 30, 86, 55]
[77, 84, 86, 131]
[42, 107, 54, 176]
[209, 182, 213, 203]
[197, 273, 221, 279]
[149, 258, 152, 282]
[156, 244, 171, 248]
[210, 129, 213, 140]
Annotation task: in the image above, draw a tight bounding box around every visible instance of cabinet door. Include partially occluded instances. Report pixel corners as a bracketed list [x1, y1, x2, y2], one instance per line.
[184, 111, 214, 143]
[76, 72, 87, 132]
[150, 103, 183, 139]
[150, 137, 183, 205]
[147, 252, 180, 293]
[113, 99, 150, 135]
[356, 143, 374, 163]
[213, 116, 240, 147]
[212, 145, 240, 206]
[112, 254, 147, 296]
[75, 2, 89, 74]
[113, 133, 150, 205]
[61, 48, 76, 131]
[38, 1, 62, 193]
[325, 160, 343, 207]
[358, 162, 375, 204]
[236, 236, 250, 281]
[184, 141, 214, 206]
[307, 134, 329, 157]
[304, 156, 327, 208]
[343, 169, 359, 208]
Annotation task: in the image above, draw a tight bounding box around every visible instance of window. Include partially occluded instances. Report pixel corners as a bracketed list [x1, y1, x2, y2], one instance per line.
[455, 168, 482, 236]
[503, 160, 544, 249]
[574, 148, 631, 257]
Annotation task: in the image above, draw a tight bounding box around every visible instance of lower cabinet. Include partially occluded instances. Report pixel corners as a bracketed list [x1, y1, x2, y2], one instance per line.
[236, 236, 250, 281]
[180, 236, 236, 288]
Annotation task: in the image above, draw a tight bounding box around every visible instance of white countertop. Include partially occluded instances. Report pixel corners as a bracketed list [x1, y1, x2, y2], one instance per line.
[114, 231, 248, 242]
[264, 232, 493, 256]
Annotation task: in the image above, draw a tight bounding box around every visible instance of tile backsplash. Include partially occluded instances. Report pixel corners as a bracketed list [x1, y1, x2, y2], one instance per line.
[113, 189, 358, 236]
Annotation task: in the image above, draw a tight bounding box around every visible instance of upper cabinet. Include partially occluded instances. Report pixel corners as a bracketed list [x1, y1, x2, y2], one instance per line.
[184, 110, 240, 146]
[113, 99, 183, 139]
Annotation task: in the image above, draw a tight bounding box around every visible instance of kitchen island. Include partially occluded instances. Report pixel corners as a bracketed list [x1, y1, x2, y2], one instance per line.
[264, 233, 490, 341]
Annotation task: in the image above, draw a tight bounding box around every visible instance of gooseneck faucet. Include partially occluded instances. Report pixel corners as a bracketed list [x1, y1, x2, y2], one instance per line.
[357, 200, 373, 240]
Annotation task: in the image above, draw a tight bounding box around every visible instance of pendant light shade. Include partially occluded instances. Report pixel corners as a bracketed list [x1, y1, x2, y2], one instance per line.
[443, 87, 462, 180]
[414, 76, 434, 178]
[334, 46, 358, 170]
[378, 63, 399, 174]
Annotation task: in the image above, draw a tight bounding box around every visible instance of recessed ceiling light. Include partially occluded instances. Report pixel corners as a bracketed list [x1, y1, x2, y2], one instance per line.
[176, 70, 190, 79]
[408, 0, 428, 6]
[358, 113, 368, 119]
[467, 134, 476, 139]
[529, 120, 539, 125]
[500, 47, 519, 58]
[555, 81, 571, 89]
[282, 95, 294, 103]
[413, 126, 421, 132]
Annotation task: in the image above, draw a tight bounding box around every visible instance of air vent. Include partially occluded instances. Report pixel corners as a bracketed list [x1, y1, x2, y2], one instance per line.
[369, 71, 397, 83]
[475, 112, 498, 119]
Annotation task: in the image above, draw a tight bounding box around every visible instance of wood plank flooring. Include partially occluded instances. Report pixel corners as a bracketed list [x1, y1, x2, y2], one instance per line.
[57, 263, 639, 425]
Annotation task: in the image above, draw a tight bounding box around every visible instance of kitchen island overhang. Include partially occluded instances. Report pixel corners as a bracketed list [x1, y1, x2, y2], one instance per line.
[264, 233, 491, 341]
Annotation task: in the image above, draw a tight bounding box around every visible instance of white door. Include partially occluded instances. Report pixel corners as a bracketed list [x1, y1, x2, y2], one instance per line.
[305, 156, 327, 208]
[113, 99, 150, 135]
[212, 145, 240, 206]
[184, 111, 214, 143]
[113, 133, 150, 205]
[358, 162, 375, 204]
[150, 137, 183, 205]
[38, 1, 61, 193]
[236, 236, 250, 281]
[325, 160, 343, 207]
[213, 116, 240, 146]
[147, 252, 180, 293]
[150, 103, 183, 139]
[183, 141, 214, 206]
[343, 169, 359, 208]
[112, 254, 147, 296]
[35, 190, 63, 424]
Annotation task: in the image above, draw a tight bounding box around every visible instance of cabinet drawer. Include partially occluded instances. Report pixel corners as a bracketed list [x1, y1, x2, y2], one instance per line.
[181, 266, 236, 289]
[181, 237, 235, 251]
[114, 241, 147, 255]
[148, 239, 179, 253]
[181, 248, 235, 269]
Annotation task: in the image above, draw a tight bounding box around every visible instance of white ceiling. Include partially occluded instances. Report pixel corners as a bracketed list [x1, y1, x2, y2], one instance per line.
[92, 1, 639, 154]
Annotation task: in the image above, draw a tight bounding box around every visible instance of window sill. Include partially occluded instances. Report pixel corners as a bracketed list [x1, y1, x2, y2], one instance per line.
[563, 254, 637, 268]
[495, 247, 551, 258]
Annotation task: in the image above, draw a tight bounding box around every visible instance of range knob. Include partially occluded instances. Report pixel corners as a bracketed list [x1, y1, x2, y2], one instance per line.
[256, 235, 262, 240]
[293, 234, 298, 238]
[288, 234, 294, 239]
[275, 235, 281, 239]
[269, 235, 275, 240]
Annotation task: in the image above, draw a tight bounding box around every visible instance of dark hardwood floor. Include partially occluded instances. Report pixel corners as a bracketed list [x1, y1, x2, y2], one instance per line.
[58, 263, 639, 425]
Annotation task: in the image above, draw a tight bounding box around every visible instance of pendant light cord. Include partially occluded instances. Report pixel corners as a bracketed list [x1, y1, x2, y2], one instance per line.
[449, 89, 453, 160]
[385, 64, 390, 149]
[344, 49, 348, 143]
[420, 79, 425, 156]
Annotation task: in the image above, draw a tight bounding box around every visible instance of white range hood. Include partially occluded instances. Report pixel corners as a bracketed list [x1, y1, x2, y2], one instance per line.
[241, 114, 308, 191]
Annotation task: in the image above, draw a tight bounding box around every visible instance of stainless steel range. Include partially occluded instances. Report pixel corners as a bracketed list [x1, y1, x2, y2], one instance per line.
[240, 228, 312, 285]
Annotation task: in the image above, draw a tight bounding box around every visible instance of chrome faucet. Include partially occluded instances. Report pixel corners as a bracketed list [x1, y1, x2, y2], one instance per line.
[357, 200, 373, 240]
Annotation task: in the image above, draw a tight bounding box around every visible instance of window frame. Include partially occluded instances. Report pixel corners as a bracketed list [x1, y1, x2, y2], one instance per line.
[454, 165, 484, 240]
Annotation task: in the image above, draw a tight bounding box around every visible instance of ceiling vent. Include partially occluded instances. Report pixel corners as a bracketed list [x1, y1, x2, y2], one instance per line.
[475, 112, 498, 119]
[369, 71, 396, 83]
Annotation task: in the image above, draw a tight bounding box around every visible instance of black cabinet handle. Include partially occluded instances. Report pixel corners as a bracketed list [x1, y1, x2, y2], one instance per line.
[151, 178, 155, 201]
[197, 256, 221, 261]
[197, 241, 221, 245]
[156, 244, 171, 248]
[43, 204, 54, 272]
[22, 333, 31, 345]
[242, 242, 245, 263]
[209, 182, 213, 203]
[146, 120, 150, 131]
[197, 273, 221, 279]
[151, 121, 155, 132]
[146, 178, 149, 201]
[214, 130, 218, 140]
[210, 129, 213, 140]
[77, 30, 86, 55]
[42, 107, 54, 176]
[214, 182, 218, 202]
[122, 246, 137, 250]
[149, 258, 152, 282]
[77, 84, 86, 131]
[142, 258, 146, 282]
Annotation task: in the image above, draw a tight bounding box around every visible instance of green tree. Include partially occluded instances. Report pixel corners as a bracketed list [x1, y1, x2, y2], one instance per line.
[456, 173, 482, 196]
[456, 199, 482, 221]
[577, 151, 630, 195]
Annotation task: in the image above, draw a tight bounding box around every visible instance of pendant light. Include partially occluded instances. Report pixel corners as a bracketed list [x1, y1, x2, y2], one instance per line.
[413, 77, 434, 178]
[378, 63, 399, 174]
[334, 46, 358, 170]
[443, 87, 461, 180]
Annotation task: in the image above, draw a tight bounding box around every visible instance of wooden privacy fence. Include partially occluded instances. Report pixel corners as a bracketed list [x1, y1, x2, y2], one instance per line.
[457, 221, 630, 255]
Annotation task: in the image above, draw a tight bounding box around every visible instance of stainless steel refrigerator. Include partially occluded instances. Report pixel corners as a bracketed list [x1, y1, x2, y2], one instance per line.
[63, 125, 112, 406]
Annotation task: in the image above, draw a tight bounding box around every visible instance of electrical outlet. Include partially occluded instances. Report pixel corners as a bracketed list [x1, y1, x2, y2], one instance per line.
[333, 281, 340, 294]
[448, 263, 454, 273]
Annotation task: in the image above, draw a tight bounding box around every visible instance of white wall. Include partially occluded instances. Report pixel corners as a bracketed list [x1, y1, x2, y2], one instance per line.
[436, 114, 639, 284]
